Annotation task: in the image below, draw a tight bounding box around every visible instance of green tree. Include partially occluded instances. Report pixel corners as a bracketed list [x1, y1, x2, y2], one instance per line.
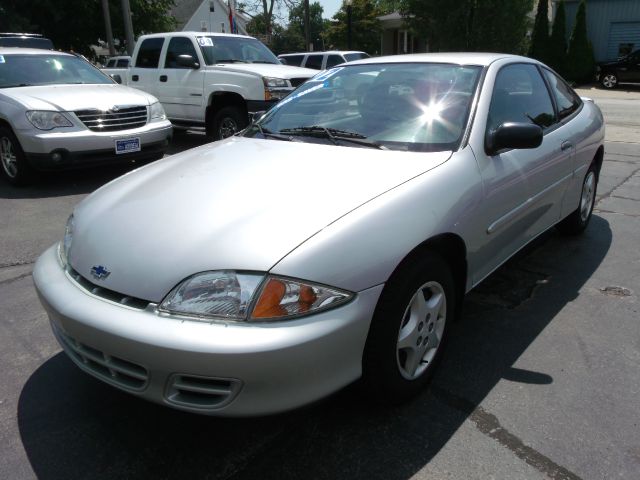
[566, 0, 595, 83]
[0, 0, 176, 55]
[324, 0, 382, 54]
[529, 0, 550, 63]
[286, 1, 325, 51]
[547, 0, 567, 76]
[400, 0, 532, 54]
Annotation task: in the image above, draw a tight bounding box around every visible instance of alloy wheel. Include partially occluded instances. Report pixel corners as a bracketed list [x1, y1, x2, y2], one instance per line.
[602, 74, 617, 88]
[0, 136, 18, 178]
[219, 117, 239, 139]
[580, 171, 596, 222]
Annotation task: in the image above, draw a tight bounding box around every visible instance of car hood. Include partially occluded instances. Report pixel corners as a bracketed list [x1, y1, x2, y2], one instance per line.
[213, 63, 317, 79]
[1, 84, 156, 111]
[69, 137, 451, 302]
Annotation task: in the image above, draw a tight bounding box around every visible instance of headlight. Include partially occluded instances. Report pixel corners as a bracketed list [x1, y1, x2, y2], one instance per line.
[149, 101, 166, 121]
[26, 111, 73, 130]
[263, 77, 289, 88]
[59, 214, 74, 267]
[159, 271, 353, 322]
[263, 77, 291, 101]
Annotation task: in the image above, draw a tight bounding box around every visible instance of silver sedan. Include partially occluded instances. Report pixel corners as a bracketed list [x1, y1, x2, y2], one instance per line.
[33, 53, 604, 416]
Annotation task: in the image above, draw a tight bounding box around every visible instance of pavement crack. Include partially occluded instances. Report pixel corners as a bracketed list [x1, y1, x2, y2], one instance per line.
[0, 260, 35, 269]
[431, 386, 583, 480]
[0, 272, 32, 287]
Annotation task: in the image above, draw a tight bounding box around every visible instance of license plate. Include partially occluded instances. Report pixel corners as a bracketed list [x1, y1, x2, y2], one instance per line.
[115, 137, 141, 154]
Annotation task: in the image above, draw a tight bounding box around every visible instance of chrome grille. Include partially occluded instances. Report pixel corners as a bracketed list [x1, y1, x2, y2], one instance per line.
[55, 326, 149, 391]
[75, 106, 148, 132]
[166, 374, 242, 409]
[66, 266, 150, 310]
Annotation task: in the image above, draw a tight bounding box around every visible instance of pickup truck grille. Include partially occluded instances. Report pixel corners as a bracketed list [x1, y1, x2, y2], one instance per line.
[75, 106, 148, 132]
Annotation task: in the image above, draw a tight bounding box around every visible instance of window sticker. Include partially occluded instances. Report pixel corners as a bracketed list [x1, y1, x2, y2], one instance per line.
[197, 37, 214, 47]
[0, 56, 5, 64]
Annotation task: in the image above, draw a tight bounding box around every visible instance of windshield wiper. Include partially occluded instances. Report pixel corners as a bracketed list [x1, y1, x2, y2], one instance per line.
[216, 59, 248, 63]
[1, 83, 32, 88]
[279, 126, 387, 149]
[250, 60, 277, 64]
[255, 123, 295, 142]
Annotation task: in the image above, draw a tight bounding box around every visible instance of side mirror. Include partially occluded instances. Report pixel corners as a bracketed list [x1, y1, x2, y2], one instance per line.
[110, 74, 122, 84]
[176, 54, 200, 69]
[485, 122, 543, 155]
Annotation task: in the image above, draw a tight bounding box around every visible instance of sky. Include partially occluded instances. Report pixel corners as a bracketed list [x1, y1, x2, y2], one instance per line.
[318, 0, 343, 19]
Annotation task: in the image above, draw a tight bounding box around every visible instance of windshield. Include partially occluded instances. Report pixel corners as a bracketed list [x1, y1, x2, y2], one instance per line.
[245, 62, 482, 152]
[196, 36, 279, 65]
[0, 53, 112, 88]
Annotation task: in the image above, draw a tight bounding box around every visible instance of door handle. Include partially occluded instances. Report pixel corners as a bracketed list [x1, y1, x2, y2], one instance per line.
[159, 75, 168, 82]
[561, 141, 573, 151]
[132, 75, 139, 81]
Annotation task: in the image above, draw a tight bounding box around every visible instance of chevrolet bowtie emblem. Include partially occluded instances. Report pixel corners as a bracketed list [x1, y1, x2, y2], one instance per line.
[91, 265, 111, 280]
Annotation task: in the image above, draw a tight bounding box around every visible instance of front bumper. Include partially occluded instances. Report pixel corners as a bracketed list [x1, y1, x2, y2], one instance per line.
[33, 245, 382, 416]
[16, 120, 173, 170]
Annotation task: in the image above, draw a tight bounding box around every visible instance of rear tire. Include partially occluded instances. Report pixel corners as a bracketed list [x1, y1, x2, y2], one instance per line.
[210, 106, 247, 140]
[0, 126, 34, 186]
[362, 252, 455, 403]
[557, 163, 598, 235]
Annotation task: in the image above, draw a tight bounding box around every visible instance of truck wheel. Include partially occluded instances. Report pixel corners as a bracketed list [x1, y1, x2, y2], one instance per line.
[211, 106, 248, 140]
[0, 126, 34, 186]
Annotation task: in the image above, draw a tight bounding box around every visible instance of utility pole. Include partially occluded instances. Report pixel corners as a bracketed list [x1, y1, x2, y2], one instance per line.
[101, 0, 116, 56]
[121, 0, 135, 55]
[304, 0, 310, 51]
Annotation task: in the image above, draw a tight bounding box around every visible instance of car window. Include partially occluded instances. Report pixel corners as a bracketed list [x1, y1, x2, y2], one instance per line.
[164, 37, 198, 68]
[280, 54, 304, 66]
[304, 54, 323, 70]
[135, 38, 164, 68]
[326, 55, 344, 69]
[344, 52, 370, 62]
[197, 36, 278, 65]
[542, 68, 581, 120]
[116, 59, 129, 67]
[248, 63, 482, 152]
[487, 63, 556, 132]
[106, 59, 115, 67]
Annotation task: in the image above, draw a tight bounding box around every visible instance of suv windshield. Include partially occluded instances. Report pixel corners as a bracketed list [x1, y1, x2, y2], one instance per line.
[0, 53, 112, 88]
[196, 36, 279, 65]
[245, 63, 482, 152]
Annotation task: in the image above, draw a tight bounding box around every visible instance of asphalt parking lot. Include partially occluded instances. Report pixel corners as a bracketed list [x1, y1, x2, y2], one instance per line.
[1, 87, 639, 479]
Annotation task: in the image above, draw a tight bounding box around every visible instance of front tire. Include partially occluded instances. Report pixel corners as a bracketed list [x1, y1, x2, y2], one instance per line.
[557, 163, 598, 235]
[210, 106, 248, 140]
[362, 253, 455, 402]
[600, 72, 618, 89]
[0, 126, 34, 186]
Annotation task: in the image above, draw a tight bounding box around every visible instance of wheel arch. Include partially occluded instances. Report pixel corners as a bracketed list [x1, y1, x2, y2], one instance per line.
[205, 92, 248, 137]
[593, 144, 604, 179]
[390, 233, 468, 314]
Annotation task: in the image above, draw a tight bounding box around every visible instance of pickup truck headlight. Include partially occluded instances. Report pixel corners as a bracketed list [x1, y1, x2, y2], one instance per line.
[263, 77, 291, 101]
[149, 102, 166, 121]
[159, 271, 352, 322]
[26, 111, 73, 130]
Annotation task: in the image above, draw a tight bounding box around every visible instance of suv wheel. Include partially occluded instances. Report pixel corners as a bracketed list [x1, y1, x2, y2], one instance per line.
[601, 72, 618, 89]
[0, 126, 34, 186]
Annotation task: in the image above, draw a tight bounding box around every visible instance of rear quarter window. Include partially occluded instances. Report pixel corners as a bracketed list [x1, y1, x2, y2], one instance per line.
[135, 38, 164, 68]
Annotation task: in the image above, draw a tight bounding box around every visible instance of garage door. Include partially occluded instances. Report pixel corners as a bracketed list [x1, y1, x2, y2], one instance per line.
[607, 21, 640, 60]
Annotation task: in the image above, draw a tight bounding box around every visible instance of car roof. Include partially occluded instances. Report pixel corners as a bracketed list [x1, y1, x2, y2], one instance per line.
[0, 47, 71, 56]
[139, 31, 254, 40]
[345, 52, 533, 67]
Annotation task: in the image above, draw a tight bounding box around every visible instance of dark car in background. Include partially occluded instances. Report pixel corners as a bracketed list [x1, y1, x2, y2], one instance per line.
[0, 33, 53, 49]
[597, 49, 640, 88]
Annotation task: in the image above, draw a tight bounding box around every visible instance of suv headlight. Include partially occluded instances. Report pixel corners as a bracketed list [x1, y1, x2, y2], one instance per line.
[26, 111, 73, 130]
[149, 101, 166, 121]
[263, 77, 291, 101]
[159, 271, 352, 322]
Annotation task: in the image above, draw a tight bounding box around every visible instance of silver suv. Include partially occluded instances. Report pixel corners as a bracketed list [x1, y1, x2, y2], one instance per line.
[0, 48, 172, 185]
[278, 51, 369, 70]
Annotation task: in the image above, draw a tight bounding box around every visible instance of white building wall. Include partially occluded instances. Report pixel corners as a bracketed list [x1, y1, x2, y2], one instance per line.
[182, 0, 247, 35]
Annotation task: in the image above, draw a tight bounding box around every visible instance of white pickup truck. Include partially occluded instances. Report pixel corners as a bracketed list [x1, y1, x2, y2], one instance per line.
[117, 32, 316, 139]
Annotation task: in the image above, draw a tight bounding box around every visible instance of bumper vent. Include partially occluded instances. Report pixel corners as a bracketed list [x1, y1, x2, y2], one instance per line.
[75, 106, 148, 132]
[290, 77, 308, 88]
[55, 326, 149, 391]
[66, 266, 150, 310]
[166, 374, 242, 410]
